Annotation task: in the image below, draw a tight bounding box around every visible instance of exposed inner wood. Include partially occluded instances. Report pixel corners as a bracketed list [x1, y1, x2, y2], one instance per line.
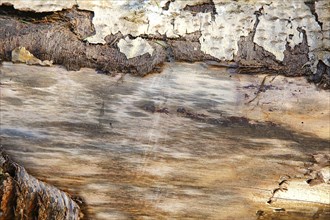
[0, 62, 329, 219]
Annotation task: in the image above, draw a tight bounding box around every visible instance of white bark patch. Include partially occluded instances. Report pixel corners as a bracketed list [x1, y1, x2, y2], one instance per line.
[117, 37, 154, 59]
[313, 0, 330, 70]
[0, 0, 76, 12]
[254, 2, 321, 61]
[200, 2, 258, 60]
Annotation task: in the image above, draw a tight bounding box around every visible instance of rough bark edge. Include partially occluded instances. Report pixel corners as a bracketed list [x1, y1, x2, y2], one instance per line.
[0, 151, 82, 220]
[0, 5, 167, 76]
[0, 4, 329, 89]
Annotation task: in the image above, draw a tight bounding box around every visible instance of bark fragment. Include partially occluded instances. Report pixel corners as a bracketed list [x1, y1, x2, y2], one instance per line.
[304, 0, 323, 29]
[282, 28, 310, 77]
[183, 0, 217, 20]
[0, 5, 166, 76]
[235, 7, 282, 74]
[0, 153, 82, 220]
[235, 7, 314, 79]
[168, 40, 217, 62]
[0, 4, 329, 88]
[309, 60, 330, 89]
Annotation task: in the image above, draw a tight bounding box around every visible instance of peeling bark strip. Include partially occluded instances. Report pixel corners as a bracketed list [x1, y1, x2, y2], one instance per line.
[0, 152, 82, 220]
[0, 2, 329, 88]
[0, 5, 166, 75]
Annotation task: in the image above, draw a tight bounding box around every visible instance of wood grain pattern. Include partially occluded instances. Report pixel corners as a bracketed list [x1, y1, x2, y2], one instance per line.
[0, 62, 329, 219]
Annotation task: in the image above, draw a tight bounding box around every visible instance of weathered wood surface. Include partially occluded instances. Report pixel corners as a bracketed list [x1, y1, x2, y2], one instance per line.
[0, 62, 329, 219]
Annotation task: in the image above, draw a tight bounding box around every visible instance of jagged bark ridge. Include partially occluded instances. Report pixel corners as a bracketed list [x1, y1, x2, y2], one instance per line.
[0, 153, 82, 220]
